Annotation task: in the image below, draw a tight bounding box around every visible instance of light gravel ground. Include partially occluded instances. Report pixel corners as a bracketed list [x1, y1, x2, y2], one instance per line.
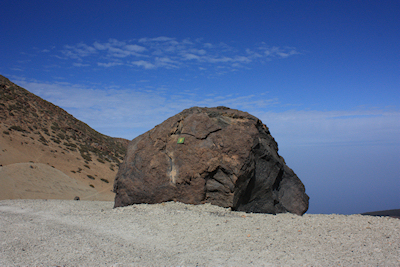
[0, 199, 399, 266]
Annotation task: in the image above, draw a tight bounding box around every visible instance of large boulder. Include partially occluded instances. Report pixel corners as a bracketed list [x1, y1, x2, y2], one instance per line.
[113, 107, 309, 215]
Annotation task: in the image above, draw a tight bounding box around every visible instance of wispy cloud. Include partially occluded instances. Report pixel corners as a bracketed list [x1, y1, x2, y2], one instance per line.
[255, 109, 400, 147]
[257, 45, 300, 58]
[93, 39, 147, 58]
[73, 63, 90, 67]
[12, 77, 284, 138]
[97, 62, 123, 67]
[57, 37, 301, 72]
[130, 60, 156, 69]
[62, 43, 97, 59]
[14, 77, 400, 147]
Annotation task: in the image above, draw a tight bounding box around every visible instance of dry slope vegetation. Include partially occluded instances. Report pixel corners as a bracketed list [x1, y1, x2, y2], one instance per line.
[0, 75, 129, 200]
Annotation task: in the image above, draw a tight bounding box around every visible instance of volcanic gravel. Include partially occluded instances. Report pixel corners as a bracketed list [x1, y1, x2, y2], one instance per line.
[0, 199, 399, 266]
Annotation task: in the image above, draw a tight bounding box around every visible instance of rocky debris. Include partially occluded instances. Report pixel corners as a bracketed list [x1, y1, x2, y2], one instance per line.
[113, 106, 309, 215]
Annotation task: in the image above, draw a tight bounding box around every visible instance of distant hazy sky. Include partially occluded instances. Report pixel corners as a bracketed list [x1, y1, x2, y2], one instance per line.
[1, 0, 399, 214]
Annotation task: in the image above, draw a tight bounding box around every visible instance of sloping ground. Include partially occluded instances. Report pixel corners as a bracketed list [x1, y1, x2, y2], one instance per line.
[0, 128, 115, 199]
[0, 163, 113, 201]
[0, 74, 129, 200]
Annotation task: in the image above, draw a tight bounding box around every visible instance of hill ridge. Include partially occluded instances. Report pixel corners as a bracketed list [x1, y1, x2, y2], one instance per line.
[0, 74, 129, 200]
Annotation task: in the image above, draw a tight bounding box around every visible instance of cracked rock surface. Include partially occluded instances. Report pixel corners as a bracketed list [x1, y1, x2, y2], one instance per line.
[113, 106, 309, 215]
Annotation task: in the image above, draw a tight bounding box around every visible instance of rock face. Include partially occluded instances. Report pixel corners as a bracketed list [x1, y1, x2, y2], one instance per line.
[113, 107, 309, 215]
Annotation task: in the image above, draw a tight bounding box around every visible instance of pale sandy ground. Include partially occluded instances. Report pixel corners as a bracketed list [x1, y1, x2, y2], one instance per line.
[0, 163, 113, 201]
[0, 125, 118, 199]
[1, 200, 399, 266]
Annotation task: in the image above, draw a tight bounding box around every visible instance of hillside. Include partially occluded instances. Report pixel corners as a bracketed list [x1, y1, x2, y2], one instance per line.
[0, 75, 129, 200]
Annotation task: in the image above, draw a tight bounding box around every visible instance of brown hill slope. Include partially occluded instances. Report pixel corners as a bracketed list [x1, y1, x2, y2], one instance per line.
[0, 75, 129, 200]
[0, 163, 108, 200]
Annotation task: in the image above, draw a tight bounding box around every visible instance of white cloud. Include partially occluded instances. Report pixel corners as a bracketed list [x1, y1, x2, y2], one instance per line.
[131, 60, 156, 69]
[255, 109, 400, 147]
[10, 67, 24, 71]
[155, 57, 180, 68]
[207, 56, 247, 63]
[258, 46, 300, 59]
[62, 43, 97, 59]
[12, 78, 400, 147]
[234, 56, 252, 63]
[139, 36, 176, 43]
[189, 48, 207, 55]
[276, 49, 299, 58]
[14, 79, 170, 137]
[59, 37, 300, 73]
[97, 62, 123, 67]
[73, 63, 90, 67]
[93, 42, 107, 50]
[182, 53, 201, 61]
[92, 39, 147, 58]
[125, 44, 147, 52]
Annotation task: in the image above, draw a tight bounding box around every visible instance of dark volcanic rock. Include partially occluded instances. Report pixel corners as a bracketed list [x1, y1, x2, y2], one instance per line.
[113, 107, 309, 215]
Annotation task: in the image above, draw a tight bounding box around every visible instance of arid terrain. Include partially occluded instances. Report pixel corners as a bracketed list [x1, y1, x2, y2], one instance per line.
[0, 75, 129, 201]
[1, 75, 399, 266]
[1, 200, 400, 266]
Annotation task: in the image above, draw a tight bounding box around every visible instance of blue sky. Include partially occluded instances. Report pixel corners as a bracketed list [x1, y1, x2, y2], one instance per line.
[1, 0, 399, 214]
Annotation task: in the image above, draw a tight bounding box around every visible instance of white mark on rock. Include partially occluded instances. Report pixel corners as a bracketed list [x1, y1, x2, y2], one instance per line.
[166, 151, 177, 184]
